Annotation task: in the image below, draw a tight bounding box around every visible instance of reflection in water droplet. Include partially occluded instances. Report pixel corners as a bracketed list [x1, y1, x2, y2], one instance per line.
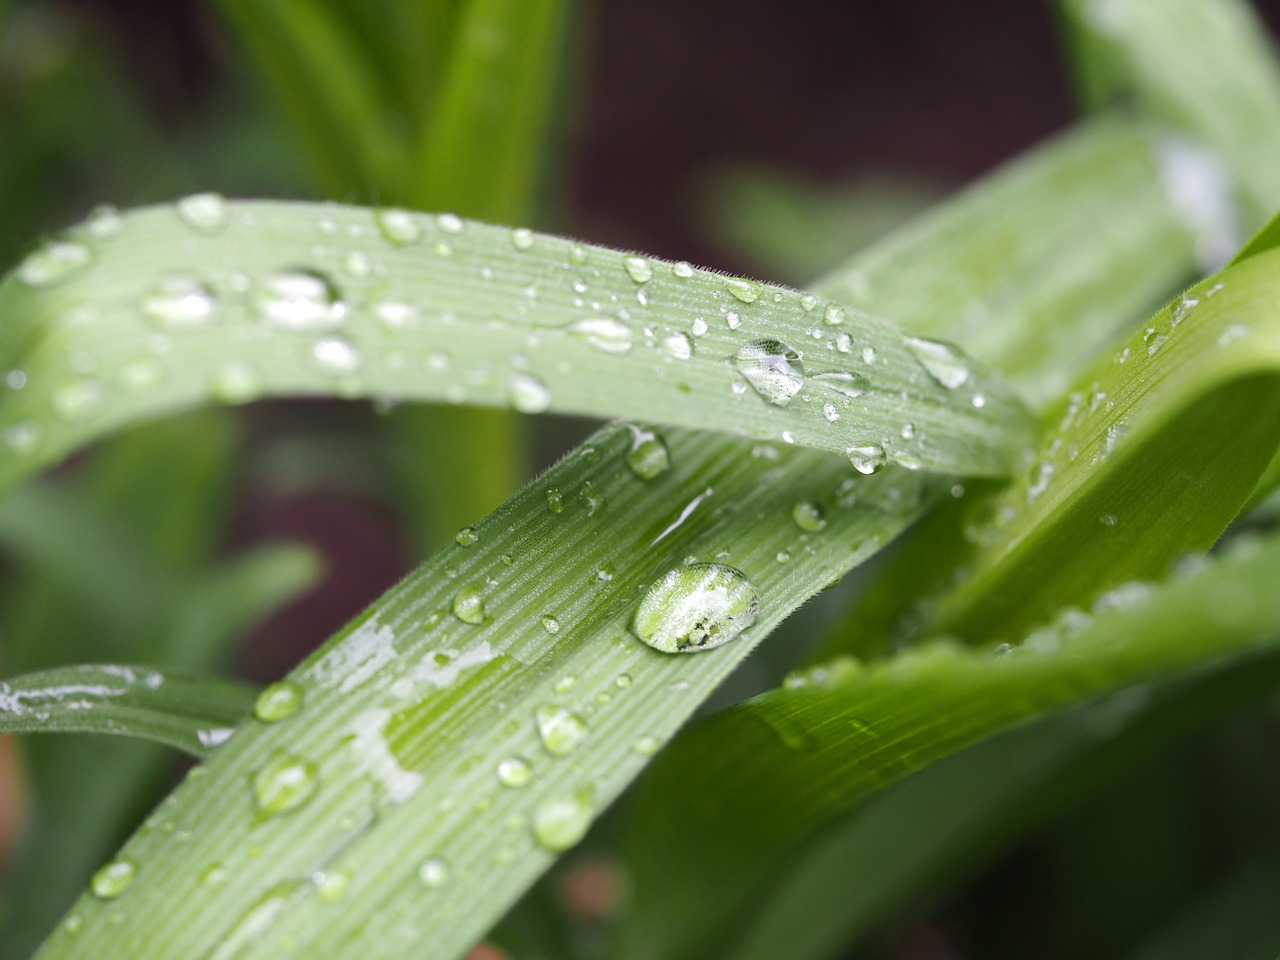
[252, 751, 319, 816]
[141, 276, 220, 330]
[455, 526, 480, 547]
[535, 705, 587, 755]
[905, 336, 971, 389]
[511, 227, 535, 250]
[578, 480, 605, 516]
[176, 192, 227, 232]
[791, 501, 827, 532]
[254, 681, 303, 723]
[623, 256, 652, 283]
[732, 340, 805, 406]
[631, 562, 760, 653]
[451, 583, 488, 624]
[567, 317, 633, 355]
[626, 426, 671, 479]
[541, 615, 561, 634]
[375, 208, 422, 245]
[824, 304, 846, 326]
[532, 794, 594, 851]
[509, 374, 551, 413]
[497, 756, 533, 787]
[257, 271, 348, 331]
[91, 860, 136, 899]
[673, 261, 695, 278]
[724, 277, 761, 303]
[312, 337, 361, 375]
[847, 443, 887, 475]
[437, 213, 465, 234]
[18, 241, 91, 287]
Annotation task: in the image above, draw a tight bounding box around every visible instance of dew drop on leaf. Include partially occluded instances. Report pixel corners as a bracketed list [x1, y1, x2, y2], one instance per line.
[625, 426, 671, 479]
[823, 304, 846, 326]
[176, 192, 227, 233]
[532, 794, 594, 852]
[254, 681, 303, 723]
[18, 241, 91, 287]
[252, 752, 318, 816]
[904, 335, 971, 389]
[374, 208, 422, 245]
[847, 443, 887, 475]
[791, 500, 827, 532]
[436, 213, 465, 234]
[496, 756, 533, 788]
[90, 860, 136, 900]
[723, 277, 761, 303]
[455, 526, 480, 547]
[211, 361, 260, 404]
[419, 858, 450, 888]
[451, 584, 488, 625]
[535, 705, 587, 755]
[623, 256, 652, 284]
[256, 271, 348, 332]
[732, 340, 805, 406]
[510, 227, 534, 250]
[672, 261, 695, 278]
[312, 337, 362, 375]
[508, 374, 551, 413]
[86, 205, 124, 241]
[567, 318, 633, 355]
[141, 276, 220, 330]
[631, 562, 760, 654]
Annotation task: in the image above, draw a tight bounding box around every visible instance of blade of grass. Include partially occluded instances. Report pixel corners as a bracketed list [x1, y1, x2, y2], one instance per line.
[0, 665, 256, 756]
[0, 201, 1031, 491]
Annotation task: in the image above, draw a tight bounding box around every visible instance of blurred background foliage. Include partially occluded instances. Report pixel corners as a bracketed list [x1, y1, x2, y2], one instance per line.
[4, 1, 1280, 958]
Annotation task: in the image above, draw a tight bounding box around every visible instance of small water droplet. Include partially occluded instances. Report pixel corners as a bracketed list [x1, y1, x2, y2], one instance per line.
[211, 361, 260, 404]
[374, 301, 418, 330]
[847, 443, 886, 475]
[141, 276, 220, 330]
[201, 863, 229, 888]
[257, 271, 347, 331]
[673, 261, 695, 278]
[823, 304, 846, 325]
[661, 331, 693, 360]
[375, 208, 422, 245]
[631, 562, 760, 654]
[419, 858, 450, 888]
[633, 734, 661, 756]
[253, 751, 318, 816]
[724, 277, 761, 303]
[254, 681, 303, 723]
[86, 205, 124, 241]
[532, 793, 594, 851]
[497, 756, 532, 787]
[313, 869, 350, 902]
[176, 192, 227, 232]
[52, 379, 105, 421]
[436, 213, 464, 234]
[312, 337, 361, 375]
[567, 317, 633, 354]
[1172, 294, 1198, 326]
[451, 584, 488, 624]
[511, 227, 535, 250]
[905, 336, 971, 388]
[822, 402, 839, 422]
[626, 426, 671, 479]
[535, 705, 587, 755]
[812, 371, 868, 398]
[546, 489, 565, 513]
[5, 421, 42, 455]
[578, 480, 605, 515]
[454, 527, 480, 548]
[623, 256, 652, 283]
[343, 251, 372, 277]
[19, 241, 91, 287]
[691, 317, 709, 337]
[541, 615, 561, 634]
[732, 340, 805, 406]
[791, 500, 827, 532]
[508, 374, 551, 413]
[91, 860, 136, 899]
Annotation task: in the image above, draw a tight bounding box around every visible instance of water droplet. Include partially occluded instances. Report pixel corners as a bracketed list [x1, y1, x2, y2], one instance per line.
[791, 501, 827, 532]
[532, 793, 594, 851]
[141, 276, 220, 330]
[626, 427, 671, 479]
[454, 526, 479, 547]
[91, 860, 136, 899]
[691, 317, 709, 337]
[5, 421, 42, 455]
[822, 402, 839, 422]
[497, 756, 532, 787]
[52, 379, 105, 421]
[419, 858, 450, 888]
[823, 304, 846, 326]
[661, 331, 693, 360]
[314, 869, 350, 902]
[86, 205, 124, 241]
[578, 480, 605, 516]
[905, 336, 970, 388]
[724, 277, 761, 303]
[511, 227, 534, 250]
[673, 261, 695, 278]
[436, 213, 464, 234]
[313, 337, 361, 375]
[847, 443, 886, 475]
[812, 371, 868, 398]
[631, 562, 760, 654]
[257, 271, 347, 331]
[732, 340, 805, 406]
[343, 251, 372, 277]
[508, 374, 551, 413]
[375, 208, 421, 245]
[1172, 294, 1198, 327]
[253, 751, 318, 816]
[535, 705, 587, 755]
[633, 735, 661, 756]
[540, 615, 561, 634]
[567, 317, 633, 354]
[201, 863, 229, 888]
[451, 584, 488, 625]
[212, 361, 260, 404]
[374, 301, 418, 330]
[18, 241, 91, 287]
[623, 256, 652, 283]
[254, 681, 303, 723]
[176, 192, 227, 232]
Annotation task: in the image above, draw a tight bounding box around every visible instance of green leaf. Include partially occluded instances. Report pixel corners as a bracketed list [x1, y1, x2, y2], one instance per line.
[619, 532, 1280, 960]
[0, 665, 256, 757]
[0, 201, 1031, 491]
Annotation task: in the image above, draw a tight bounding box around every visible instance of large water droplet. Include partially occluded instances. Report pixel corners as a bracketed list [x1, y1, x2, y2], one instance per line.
[535, 705, 587, 755]
[724, 277, 761, 303]
[91, 859, 136, 899]
[567, 318, 633, 355]
[254, 681, 302, 723]
[532, 793, 594, 851]
[631, 562, 760, 653]
[791, 500, 827, 532]
[141, 276, 220, 330]
[176, 192, 227, 232]
[256, 271, 347, 332]
[732, 340, 805, 406]
[19, 241, 91, 287]
[847, 443, 887, 475]
[905, 336, 971, 389]
[509, 374, 551, 413]
[541, 615, 561, 634]
[497, 756, 532, 787]
[623, 256, 652, 283]
[511, 227, 534, 250]
[626, 426, 671, 479]
[672, 261, 695, 279]
[451, 583, 488, 624]
[375, 208, 422, 245]
[252, 751, 318, 816]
